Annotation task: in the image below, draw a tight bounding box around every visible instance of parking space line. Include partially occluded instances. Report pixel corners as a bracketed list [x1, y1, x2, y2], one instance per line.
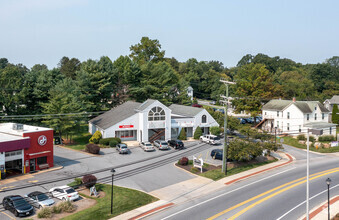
[1, 211, 15, 220]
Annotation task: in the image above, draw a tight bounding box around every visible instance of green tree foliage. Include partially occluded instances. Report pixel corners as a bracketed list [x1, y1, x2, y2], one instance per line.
[194, 126, 203, 139]
[332, 104, 339, 124]
[89, 131, 102, 144]
[129, 37, 165, 65]
[210, 126, 221, 135]
[228, 139, 263, 162]
[58, 56, 81, 79]
[178, 128, 187, 140]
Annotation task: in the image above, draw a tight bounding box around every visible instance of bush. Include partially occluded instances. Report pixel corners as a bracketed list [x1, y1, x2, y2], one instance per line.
[109, 140, 119, 147]
[194, 126, 203, 139]
[297, 134, 306, 141]
[89, 131, 102, 144]
[68, 177, 82, 188]
[178, 128, 187, 140]
[82, 174, 97, 188]
[100, 137, 121, 146]
[37, 207, 53, 218]
[85, 143, 100, 154]
[309, 136, 315, 142]
[58, 201, 76, 213]
[210, 126, 221, 136]
[318, 135, 335, 142]
[179, 157, 189, 166]
[52, 205, 62, 214]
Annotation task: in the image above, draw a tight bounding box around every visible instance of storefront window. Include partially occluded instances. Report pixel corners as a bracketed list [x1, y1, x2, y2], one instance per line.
[37, 156, 47, 165]
[148, 107, 165, 121]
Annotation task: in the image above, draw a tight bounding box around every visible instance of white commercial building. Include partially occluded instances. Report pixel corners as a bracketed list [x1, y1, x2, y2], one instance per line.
[89, 99, 219, 142]
[258, 99, 336, 136]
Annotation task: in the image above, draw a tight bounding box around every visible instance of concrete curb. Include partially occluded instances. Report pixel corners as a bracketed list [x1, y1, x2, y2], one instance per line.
[299, 196, 339, 220]
[172, 162, 211, 180]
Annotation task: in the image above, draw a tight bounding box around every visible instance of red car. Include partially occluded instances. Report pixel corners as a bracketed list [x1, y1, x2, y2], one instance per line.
[192, 104, 203, 108]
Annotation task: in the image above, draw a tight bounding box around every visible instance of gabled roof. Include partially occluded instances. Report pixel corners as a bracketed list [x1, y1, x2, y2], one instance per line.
[169, 104, 204, 117]
[89, 101, 141, 129]
[329, 95, 339, 104]
[262, 100, 330, 113]
[135, 99, 157, 111]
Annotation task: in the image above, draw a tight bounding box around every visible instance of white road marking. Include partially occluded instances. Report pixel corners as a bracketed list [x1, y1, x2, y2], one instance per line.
[276, 183, 339, 220]
[161, 167, 296, 220]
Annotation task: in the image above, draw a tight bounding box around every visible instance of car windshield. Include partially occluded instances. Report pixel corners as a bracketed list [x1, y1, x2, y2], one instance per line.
[120, 144, 127, 147]
[121, 146, 127, 149]
[13, 198, 28, 207]
[65, 188, 76, 194]
[37, 194, 49, 201]
[146, 144, 152, 146]
[213, 137, 220, 140]
[177, 141, 183, 144]
[160, 142, 167, 145]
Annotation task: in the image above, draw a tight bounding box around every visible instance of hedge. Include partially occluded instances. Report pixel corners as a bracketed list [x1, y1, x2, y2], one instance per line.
[99, 137, 121, 146]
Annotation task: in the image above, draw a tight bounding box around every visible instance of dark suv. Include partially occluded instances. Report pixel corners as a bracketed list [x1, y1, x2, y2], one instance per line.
[168, 140, 184, 149]
[3, 195, 34, 217]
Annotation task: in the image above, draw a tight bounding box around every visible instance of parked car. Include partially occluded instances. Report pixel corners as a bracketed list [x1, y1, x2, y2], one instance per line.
[49, 186, 79, 201]
[192, 104, 203, 108]
[153, 140, 169, 150]
[140, 141, 155, 152]
[3, 195, 34, 217]
[209, 101, 216, 105]
[210, 149, 233, 161]
[238, 118, 247, 124]
[25, 191, 55, 208]
[200, 134, 221, 145]
[116, 143, 129, 154]
[168, 140, 184, 149]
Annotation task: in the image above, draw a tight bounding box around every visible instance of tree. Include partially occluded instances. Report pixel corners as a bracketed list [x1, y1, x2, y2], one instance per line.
[178, 128, 187, 140]
[129, 37, 165, 65]
[58, 56, 81, 79]
[210, 126, 221, 136]
[89, 131, 102, 144]
[326, 56, 339, 68]
[332, 104, 339, 125]
[228, 139, 263, 162]
[0, 58, 8, 69]
[194, 126, 203, 139]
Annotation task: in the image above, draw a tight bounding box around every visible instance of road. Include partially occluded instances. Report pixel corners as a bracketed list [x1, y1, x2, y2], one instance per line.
[145, 145, 339, 220]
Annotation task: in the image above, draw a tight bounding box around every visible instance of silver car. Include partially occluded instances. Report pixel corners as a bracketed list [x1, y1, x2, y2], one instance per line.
[25, 191, 55, 208]
[140, 142, 155, 152]
[116, 143, 129, 154]
[153, 140, 169, 150]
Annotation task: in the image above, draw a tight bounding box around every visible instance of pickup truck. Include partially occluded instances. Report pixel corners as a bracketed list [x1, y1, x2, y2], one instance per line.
[200, 134, 221, 145]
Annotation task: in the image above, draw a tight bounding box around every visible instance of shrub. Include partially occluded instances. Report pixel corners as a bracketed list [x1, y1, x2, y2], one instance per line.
[332, 104, 339, 125]
[309, 136, 315, 142]
[210, 126, 221, 136]
[178, 128, 187, 140]
[85, 143, 100, 154]
[190, 167, 199, 173]
[68, 177, 82, 188]
[194, 126, 203, 139]
[99, 137, 121, 146]
[179, 157, 189, 166]
[297, 134, 306, 141]
[58, 201, 76, 213]
[89, 131, 102, 144]
[109, 140, 119, 147]
[82, 174, 97, 188]
[38, 207, 53, 218]
[52, 205, 62, 214]
[318, 135, 335, 142]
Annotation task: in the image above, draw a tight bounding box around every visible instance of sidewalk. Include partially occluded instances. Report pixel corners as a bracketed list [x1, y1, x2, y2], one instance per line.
[299, 195, 339, 220]
[111, 151, 293, 220]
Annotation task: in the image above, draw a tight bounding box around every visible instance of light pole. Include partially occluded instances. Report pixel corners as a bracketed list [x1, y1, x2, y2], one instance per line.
[326, 178, 331, 220]
[111, 168, 116, 215]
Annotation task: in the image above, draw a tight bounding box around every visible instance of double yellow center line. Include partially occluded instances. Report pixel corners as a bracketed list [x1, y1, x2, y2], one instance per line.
[207, 167, 339, 220]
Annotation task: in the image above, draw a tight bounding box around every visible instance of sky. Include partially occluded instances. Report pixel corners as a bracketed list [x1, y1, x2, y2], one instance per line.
[0, 0, 338, 69]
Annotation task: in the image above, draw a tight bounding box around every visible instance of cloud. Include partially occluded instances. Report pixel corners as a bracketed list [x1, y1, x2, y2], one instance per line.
[0, 0, 88, 20]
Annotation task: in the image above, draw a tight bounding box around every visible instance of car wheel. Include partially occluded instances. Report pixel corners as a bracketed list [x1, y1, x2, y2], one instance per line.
[15, 210, 19, 217]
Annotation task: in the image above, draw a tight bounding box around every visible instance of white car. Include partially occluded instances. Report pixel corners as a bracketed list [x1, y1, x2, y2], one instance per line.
[49, 186, 79, 201]
[140, 141, 155, 152]
[200, 134, 221, 145]
[25, 191, 55, 208]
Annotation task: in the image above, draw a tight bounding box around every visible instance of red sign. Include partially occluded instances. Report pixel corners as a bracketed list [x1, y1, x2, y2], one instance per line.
[119, 125, 134, 128]
[38, 135, 47, 146]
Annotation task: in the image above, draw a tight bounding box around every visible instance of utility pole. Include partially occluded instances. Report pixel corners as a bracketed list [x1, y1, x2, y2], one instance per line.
[306, 129, 310, 220]
[220, 79, 236, 175]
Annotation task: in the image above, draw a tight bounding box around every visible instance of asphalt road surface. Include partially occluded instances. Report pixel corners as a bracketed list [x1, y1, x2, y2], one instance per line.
[145, 145, 339, 220]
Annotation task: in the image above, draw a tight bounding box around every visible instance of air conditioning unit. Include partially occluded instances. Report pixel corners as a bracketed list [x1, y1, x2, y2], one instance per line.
[12, 123, 24, 130]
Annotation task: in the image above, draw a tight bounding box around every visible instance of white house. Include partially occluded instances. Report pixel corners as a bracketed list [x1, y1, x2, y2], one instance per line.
[324, 95, 339, 112]
[258, 98, 336, 136]
[89, 99, 219, 142]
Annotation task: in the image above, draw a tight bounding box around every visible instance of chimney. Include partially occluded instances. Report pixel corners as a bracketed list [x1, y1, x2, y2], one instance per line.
[293, 97, 296, 102]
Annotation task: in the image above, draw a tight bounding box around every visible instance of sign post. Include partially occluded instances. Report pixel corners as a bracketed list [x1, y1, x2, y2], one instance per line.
[193, 156, 203, 173]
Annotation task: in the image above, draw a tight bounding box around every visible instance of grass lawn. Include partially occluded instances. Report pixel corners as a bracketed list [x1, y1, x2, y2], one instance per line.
[282, 136, 339, 153]
[62, 133, 92, 151]
[199, 159, 278, 181]
[63, 184, 158, 220]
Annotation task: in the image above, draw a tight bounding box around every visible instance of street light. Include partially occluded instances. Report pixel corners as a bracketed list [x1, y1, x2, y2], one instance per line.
[326, 177, 331, 220]
[111, 168, 116, 215]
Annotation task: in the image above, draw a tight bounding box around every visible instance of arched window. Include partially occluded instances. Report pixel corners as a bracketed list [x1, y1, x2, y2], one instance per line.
[148, 106, 165, 121]
[202, 115, 207, 123]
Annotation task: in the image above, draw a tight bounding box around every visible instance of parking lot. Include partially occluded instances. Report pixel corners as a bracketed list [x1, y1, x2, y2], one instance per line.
[0, 141, 224, 219]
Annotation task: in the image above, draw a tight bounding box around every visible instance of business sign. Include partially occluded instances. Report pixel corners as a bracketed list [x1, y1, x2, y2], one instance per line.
[193, 156, 203, 173]
[38, 135, 47, 146]
[119, 125, 134, 128]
